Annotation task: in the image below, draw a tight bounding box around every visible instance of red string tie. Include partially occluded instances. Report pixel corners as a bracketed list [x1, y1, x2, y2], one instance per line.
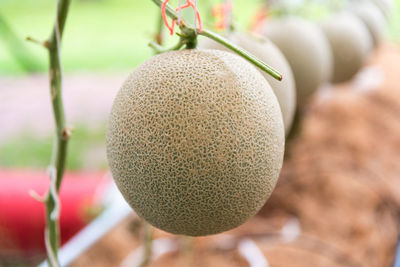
[162, 0, 203, 36]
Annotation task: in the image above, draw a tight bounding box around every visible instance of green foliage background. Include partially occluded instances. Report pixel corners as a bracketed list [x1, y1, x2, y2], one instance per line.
[1, 0, 398, 75]
[0, 125, 107, 170]
[0, 0, 399, 170]
[0, 0, 263, 75]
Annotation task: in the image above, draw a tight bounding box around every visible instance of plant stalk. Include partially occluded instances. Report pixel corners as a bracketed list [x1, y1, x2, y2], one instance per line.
[150, 0, 282, 81]
[139, 221, 153, 267]
[199, 29, 282, 80]
[42, 0, 71, 266]
[155, 12, 164, 45]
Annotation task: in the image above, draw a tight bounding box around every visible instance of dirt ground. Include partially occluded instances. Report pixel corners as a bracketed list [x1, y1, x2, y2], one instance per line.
[71, 43, 400, 267]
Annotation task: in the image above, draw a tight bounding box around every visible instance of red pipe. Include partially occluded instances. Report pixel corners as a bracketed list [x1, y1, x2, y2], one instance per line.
[0, 169, 110, 256]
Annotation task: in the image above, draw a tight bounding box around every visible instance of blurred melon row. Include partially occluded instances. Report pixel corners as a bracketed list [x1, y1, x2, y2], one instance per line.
[200, 0, 388, 136]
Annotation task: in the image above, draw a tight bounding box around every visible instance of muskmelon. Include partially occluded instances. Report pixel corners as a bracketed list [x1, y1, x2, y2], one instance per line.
[371, 0, 393, 18]
[106, 49, 285, 236]
[264, 17, 333, 107]
[350, 2, 386, 48]
[321, 13, 373, 83]
[198, 32, 296, 135]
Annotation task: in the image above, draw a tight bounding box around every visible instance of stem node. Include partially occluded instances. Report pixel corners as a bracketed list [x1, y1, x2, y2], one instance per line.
[26, 36, 48, 48]
[61, 126, 73, 140]
[29, 189, 46, 203]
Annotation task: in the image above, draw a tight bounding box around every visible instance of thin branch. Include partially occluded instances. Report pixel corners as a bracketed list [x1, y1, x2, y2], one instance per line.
[199, 29, 282, 81]
[38, 0, 72, 265]
[149, 39, 185, 54]
[26, 36, 48, 48]
[138, 221, 153, 267]
[155, 12, 164, 45]
[152, 0, 179, 21]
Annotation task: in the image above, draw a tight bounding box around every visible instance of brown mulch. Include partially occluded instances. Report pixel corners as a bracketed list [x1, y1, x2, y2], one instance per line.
[257, 43, 400, 267]
[72, 43, 400, 267]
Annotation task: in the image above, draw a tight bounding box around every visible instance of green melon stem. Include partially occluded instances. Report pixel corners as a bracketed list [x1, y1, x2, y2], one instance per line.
[150, 0, 282, 81]
[149, 40, 185, 54]
[154, 11, 164, 45]
[138, 221, 153, 267]
[199, 29, 282, 81]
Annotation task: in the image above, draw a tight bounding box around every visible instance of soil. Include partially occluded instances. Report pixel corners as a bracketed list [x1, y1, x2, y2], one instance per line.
[71, 43, 400, 267]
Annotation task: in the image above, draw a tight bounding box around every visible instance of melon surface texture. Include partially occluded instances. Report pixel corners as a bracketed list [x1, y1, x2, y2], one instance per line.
[106, 49, 285, 236]
[265, 17, 333, 107]
[199, 33, 296, 135]
[321, 12, 372, 83]
[350, 2, 386, 48]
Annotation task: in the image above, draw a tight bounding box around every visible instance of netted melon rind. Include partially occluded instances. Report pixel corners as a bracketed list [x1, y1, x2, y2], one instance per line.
[264, 17, 333, 107]
[198, 33, 296, 135]
[350, 2, 386, 48]
[106, 49, 285, 236]
[321, 12, 373, 83]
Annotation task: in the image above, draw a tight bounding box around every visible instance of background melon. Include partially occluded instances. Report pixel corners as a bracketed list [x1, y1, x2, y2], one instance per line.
[198, 32, 296, 135]
[264, 17, 333, 107]
[106, 49, 285, 236]
[321, 12, 373, 83]
[350, 1, 386, 48]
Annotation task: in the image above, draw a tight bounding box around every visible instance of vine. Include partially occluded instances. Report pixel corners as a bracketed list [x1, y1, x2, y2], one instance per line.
[27, 0, 71, 266]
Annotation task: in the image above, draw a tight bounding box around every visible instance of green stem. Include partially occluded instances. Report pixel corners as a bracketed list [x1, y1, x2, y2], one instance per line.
[155, 12, 164, 45]
[149, 39, 185, 54]
[138, 221, 153, 267]
[150, 0, 282, 81]
[181, 236, 194, 263]
[199, 29, 282, 81]
[40, 0, 71, 265]
[152, 0, 179, 21]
